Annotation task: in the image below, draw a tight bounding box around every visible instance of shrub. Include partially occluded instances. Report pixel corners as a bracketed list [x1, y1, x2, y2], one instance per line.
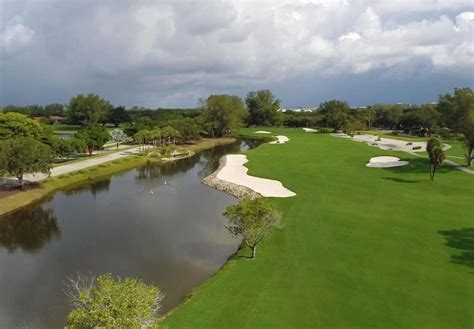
[412, 146, 422, 150]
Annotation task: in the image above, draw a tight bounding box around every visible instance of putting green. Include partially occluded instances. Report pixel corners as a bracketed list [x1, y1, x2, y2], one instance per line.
[163, 128, 474, 328]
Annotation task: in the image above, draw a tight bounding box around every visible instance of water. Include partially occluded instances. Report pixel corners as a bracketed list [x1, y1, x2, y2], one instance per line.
[0, 138, 263, 328]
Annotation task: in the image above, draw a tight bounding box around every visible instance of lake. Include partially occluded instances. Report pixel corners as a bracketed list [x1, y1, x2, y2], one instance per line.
[0, 138, 263, 328]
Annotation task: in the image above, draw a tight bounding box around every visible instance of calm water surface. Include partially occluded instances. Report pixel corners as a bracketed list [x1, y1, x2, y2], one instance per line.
[0, 139, 262, 328]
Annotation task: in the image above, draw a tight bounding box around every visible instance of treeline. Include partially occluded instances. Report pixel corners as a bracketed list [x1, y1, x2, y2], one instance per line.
[1, 87, 473, 186]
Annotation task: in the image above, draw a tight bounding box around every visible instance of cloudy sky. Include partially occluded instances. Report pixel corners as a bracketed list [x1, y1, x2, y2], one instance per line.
[1, 0, 473, 108]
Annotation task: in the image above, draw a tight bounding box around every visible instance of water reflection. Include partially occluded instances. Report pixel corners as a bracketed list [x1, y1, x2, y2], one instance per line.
[0, 207, 60, 253]
[63, 179, 111, 196]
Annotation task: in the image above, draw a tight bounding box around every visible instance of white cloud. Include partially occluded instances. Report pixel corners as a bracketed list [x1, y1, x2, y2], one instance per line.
[1, 0, 473, 106]
[1, 23, 35, 53]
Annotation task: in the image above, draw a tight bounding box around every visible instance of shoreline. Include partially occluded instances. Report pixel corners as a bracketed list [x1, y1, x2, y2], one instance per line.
[202, 155, 261, 200]
[0, 137, 236, 217]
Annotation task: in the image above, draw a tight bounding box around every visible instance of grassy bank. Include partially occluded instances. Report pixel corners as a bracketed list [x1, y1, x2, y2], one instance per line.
[163, 128, 474, 328]
[0, 138, 235, 217]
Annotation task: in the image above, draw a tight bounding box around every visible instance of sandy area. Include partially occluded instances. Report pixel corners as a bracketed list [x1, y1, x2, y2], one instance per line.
[270, 135, 289, 144]
[215, 154, 296, 198]
[331, 133, 451, 154]
[255, 131, 272, 134]
[367, 156, 409, 168]
[303, 128, 318, 132]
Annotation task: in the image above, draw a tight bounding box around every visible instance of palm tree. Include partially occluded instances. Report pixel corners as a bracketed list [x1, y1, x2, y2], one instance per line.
[426, 137, 445, 181]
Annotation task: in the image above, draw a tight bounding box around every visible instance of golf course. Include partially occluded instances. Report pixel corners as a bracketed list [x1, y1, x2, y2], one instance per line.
[163, 128, 474, 328]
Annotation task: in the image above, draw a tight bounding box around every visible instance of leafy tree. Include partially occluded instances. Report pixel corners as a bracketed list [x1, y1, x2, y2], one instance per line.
[161, 126, 180, 145]
[342, 118, 365, 136]
[44, 103, 65, 116]
[162, 117, 201, 141]
[76, 125, 109, 155]
[0, 141, 7, 176]
[109, 128, 128, 149]
[245, 90, 282, 126]
[438, 88, 474, 165]
[426, 137, 445, 181]
[65, 273, 162, 328]
[0, 112, 49, 140]
[107, 106, 131, 127]
[201, 95, 247, 137]
[68, 94, 112, 126]
[52, 138, 85, 159]
[224, 198, 283, 259]
[399, 105, 439, 136]
[2, 137, 53, 186]
[318, 100, 351, 130]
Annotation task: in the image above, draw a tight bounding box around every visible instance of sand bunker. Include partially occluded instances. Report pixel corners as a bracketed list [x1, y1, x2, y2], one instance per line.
[332, 133, 451, 154]
[366, 156, 409, 168]
[255, 131, 271, 134]
[270, 135, 289, 144]
[303, 128, 318, 132]
[216, 154, 296, 197]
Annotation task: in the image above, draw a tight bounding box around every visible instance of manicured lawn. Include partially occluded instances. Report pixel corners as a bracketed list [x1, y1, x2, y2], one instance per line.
[163, 128, 474, 328]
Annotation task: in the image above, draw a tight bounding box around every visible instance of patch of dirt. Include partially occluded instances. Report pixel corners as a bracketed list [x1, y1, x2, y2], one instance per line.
[0, 182, 42, 200]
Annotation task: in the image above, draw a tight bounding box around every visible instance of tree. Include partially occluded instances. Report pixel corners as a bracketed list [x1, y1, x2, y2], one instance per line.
[44, 103, 65, 116]
[2, 137, 53, 186]
[318, 100, 351, 130]
[107, 106, 131, 127]
[245, 90, 282, 126]
[65, 273, 162, 328]
[438, 88, 474, 166]
[68, 94, 112, 126]
[224, 198, 283, 259]
[201, 95, 247, 137]
[0, 141, 7, 177]
[76, 125, 109, 155]
[109, 128, 128, 149]
[426, 138, 445, 181]
[52, 137, 85, 159]
[0, 112, 50, 140]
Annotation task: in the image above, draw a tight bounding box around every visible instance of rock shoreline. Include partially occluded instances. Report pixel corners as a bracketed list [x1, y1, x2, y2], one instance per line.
[202, 156, 261, 200]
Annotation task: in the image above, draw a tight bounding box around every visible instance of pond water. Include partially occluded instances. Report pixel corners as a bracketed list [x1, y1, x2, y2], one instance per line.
[0, 138, 263, 328]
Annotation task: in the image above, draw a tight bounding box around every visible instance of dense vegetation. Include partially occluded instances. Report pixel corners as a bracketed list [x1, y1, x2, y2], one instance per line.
[1, 87, 472, 186]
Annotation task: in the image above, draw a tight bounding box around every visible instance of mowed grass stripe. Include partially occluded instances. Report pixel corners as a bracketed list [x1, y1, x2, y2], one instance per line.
[163, 128, 474, 328]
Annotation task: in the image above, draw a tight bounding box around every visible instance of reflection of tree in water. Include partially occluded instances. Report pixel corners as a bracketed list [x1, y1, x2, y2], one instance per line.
[0, 206, 60, 253]
[63, 178, 111, 197]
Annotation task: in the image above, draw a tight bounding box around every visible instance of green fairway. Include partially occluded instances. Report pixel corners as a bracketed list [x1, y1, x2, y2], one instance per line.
[163, 128, 474, 328]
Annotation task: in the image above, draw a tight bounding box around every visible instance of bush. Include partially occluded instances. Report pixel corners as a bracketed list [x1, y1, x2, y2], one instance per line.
[65, 273, 162, 328]
[412, 146, 422, 150]
[406, 142, 413, 145]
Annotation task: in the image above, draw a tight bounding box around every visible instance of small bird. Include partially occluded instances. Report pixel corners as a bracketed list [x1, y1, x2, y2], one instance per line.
[164, 180, 167, 185]
[150, 190, 154, 194]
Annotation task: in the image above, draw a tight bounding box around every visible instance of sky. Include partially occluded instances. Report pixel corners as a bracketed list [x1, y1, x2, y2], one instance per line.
[1, 0, 473, 108]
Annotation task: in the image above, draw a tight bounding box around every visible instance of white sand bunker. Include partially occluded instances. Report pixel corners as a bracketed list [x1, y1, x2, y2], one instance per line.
[255, 131, 271, 134]
[216, 154, 296, 197]
[270, 135, 289, 144]
[303, 128, 318, 132]
[332, 133, 451, 154]
[367, 156, 409, 168]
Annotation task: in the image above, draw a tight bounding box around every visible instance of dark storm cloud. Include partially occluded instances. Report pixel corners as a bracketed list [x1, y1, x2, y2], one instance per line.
[1, 0, 473, 107]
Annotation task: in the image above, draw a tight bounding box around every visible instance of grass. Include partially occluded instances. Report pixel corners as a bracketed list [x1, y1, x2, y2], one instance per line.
[0, 138, 236, 216]
[162, 128, 474, 329]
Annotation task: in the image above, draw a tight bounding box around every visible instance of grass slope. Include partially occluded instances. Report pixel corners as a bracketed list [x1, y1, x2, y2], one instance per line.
[163, 128, 474, 329]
